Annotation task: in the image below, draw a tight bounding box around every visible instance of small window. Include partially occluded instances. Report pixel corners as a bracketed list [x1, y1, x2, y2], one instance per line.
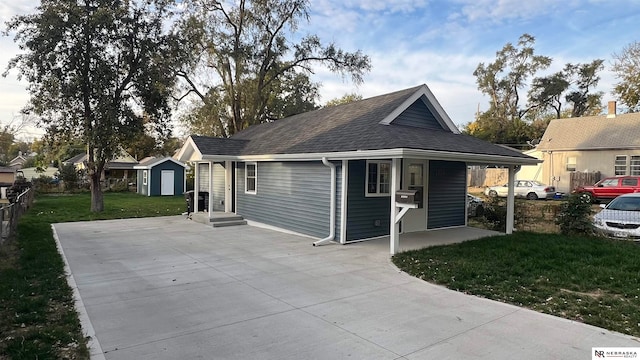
[245, 163, 257, 194]
[366, 160, 391, 196]
[622, 178, 638, 186]
[600, 178, 619, 187]
[142, 170, 148, 186]
[566, 157, 576, 171]
[631, 156, 640, 176]
[615, 155, 628, 176]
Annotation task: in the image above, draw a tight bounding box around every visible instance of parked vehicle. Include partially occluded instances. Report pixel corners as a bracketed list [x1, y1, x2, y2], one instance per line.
[593, 193, 640, 239]
[484, 180, 555, 200]
[573, 176, 640, 203]
[467, 194, 485, 217]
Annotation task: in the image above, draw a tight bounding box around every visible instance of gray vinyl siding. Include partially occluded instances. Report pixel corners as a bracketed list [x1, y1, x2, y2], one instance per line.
[236, 161, 333, 239]
[391, 100, 444, 130]
[211, 163, 225, 211]
[198, 163, 210, 192]
[428, 160, 466, 229]
[346, 160, 390, 241]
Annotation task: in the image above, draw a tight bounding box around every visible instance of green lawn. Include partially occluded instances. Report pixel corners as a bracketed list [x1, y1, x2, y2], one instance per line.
[0, 192, 186, 359]
[392, 232, 640, 337]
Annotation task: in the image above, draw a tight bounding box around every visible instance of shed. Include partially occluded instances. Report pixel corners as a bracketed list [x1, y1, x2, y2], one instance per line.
[134, 157, 186, 196]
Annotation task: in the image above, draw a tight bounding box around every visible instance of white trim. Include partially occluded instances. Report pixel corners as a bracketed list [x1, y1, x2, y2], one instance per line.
[208, 162, 214, 217]
[365, 160, 392, 197]
[142, 170, 148, 186]
[194, 161, 199, 212]
[344, 234, 388, 244]
[199, 148, 540, 166]
[390, 158, 401, 255]
[245, 162, 257, 194]
[245, 219, 318, 240]
[234, 163, 238, 214]
[377, 84, 460, 134]
[176, 136, 203, 163]
[224, 160, 232, 213]
[133, 156, 187, 170]
[147, 169, 152, 197]
[340, 160, 348, 244]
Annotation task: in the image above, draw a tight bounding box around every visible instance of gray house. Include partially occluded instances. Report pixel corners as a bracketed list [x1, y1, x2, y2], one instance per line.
[177, 85, 539, 254]
[134, 157, 186, 196]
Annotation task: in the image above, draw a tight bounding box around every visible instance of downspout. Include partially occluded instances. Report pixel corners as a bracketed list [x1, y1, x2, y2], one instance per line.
[313, 157, 336, 246]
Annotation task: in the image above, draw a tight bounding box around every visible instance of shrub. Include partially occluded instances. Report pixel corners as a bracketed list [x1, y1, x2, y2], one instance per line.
[481, 197, 507, 231]
[58, 163, 79, 191]
[555, 194, 594, 236]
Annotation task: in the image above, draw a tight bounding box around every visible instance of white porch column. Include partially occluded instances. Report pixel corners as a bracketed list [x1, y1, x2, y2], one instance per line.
[208, 162, 214, 217]
[390, 158, 401, 255]
[506, 165, 516, 234]
[194, 162, 199, 212]
[224, 160, 232, 213]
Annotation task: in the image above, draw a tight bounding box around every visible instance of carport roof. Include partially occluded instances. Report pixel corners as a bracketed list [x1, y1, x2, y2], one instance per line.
[180, 85, 538, 165]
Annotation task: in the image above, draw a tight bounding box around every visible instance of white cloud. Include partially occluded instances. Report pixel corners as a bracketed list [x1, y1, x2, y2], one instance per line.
[454, 0, 578, 24]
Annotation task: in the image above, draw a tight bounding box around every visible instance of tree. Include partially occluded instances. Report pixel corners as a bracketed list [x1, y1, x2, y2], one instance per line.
[5, 0, 184, 211]
[473, 34, 552, 122]
[176, 0, 371, 138]
[324, 93, 363, 107]
[564, 60, 604, 117]
[612, 41, 640, 112]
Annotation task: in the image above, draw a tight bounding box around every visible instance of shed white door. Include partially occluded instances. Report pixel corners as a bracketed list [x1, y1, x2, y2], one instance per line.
[161, 170, 174, 195]
[402, 160, 428, 232]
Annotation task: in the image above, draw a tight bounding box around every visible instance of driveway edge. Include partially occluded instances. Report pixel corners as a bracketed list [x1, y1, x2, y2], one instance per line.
[52, 224, 106, 360]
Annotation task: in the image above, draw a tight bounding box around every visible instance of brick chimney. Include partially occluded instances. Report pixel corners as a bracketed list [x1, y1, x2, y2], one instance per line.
[607, 101, 617, 118]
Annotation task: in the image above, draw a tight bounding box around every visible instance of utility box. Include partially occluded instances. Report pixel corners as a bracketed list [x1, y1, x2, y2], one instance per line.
[395, 189, 418, 204]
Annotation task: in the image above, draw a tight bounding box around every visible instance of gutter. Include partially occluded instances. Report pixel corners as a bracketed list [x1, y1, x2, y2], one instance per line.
[313, 157, 336, 246]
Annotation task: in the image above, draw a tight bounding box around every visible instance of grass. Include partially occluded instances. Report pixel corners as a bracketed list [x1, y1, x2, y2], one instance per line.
[392, 232, 640, 337]
[0, 192, 186, 359]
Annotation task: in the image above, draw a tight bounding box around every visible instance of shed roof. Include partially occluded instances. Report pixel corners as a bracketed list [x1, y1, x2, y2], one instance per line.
[537, 112, 640, 151]
[134, 156, 187, 169]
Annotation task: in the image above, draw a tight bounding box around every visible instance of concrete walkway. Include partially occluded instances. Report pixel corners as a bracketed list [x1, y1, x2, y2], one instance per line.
[53, 216, 639, 360]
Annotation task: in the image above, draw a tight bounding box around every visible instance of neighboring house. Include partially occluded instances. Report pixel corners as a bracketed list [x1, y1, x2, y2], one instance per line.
[18, 167, 59, 181]
[177, 84, 539, 254]
[134, 156, 186, 196]
[0, 167, 15, 185]
[531, 101, 640, 193]
[63, 148, 139, 182]
[8, 153, 30, 169]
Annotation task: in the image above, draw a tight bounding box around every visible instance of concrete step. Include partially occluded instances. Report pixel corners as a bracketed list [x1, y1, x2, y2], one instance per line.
[212, 220, 247, 227]
[210, 215, 245, 223]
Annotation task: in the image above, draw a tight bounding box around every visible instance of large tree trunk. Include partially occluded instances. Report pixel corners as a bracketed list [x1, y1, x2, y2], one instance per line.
[89, 169, 104, 212]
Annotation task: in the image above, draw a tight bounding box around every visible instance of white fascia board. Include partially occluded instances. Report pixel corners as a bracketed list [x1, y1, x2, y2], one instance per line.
[175, 136, 203, 162]
[202, 148, 540, 165]
[378, 84, 461, 134]
[133, 157, 187, 170]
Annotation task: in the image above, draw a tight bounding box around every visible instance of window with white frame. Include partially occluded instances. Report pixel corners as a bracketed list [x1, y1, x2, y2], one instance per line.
[245, 163, 257, 194]
[615, 155, 628, 176]
[142, 170, 148, 185]
[631, 156, 640, 176]
[366, 160, 391, 196]
[566, 157, 576, 171]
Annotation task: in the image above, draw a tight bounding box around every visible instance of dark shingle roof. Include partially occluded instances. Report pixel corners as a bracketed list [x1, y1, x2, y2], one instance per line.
[191, 85, 532, 160]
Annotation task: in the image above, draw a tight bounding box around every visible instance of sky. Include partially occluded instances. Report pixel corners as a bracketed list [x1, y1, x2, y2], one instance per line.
[2, 0, 640, 141]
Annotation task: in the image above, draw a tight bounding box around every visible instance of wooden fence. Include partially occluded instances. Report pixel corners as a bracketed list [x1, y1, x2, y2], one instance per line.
[467, 168, 509, 187]
[569, 171, 601, 191]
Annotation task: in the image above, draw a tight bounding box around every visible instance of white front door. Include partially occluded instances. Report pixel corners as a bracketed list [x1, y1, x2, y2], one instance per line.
[402, 160, 428, 232]
[160, 170, 174, 195]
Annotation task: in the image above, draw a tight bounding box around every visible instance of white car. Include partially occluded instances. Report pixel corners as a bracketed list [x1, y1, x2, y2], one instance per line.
[484, 180, 556, 200]
[593, 193, 640, 239]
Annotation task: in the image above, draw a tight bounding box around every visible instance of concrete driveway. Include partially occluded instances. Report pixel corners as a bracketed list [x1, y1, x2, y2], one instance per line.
[53, 216, 638, 360]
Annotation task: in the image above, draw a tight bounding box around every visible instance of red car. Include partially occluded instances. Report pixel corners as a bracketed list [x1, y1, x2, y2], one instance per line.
[573, 176, 640, 203]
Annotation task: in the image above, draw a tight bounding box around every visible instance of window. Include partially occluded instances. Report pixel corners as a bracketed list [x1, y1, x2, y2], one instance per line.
[245, 163, 257, 194]
[615, 155, 628, 176]
[600, 178, 619, 187]
[566, 157, 576, 171]
[366, 160, 391, 196]
[622, 177, 638, 186]
[631, 156, 640, 176]
[142, 170, 148, 186]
